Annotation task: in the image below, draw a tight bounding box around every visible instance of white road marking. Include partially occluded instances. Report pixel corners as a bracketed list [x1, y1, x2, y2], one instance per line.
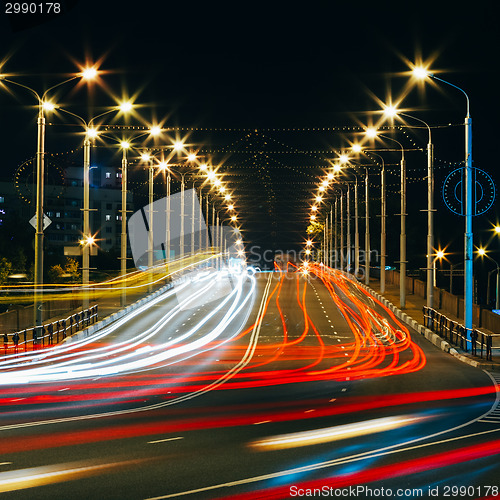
[147, 436, 183, 444]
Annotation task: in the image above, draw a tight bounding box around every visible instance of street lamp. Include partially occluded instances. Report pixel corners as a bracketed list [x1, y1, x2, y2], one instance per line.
[384, 105, 435, 308]
[433, 250, 445, 288]
[0, 68, 97, 327]
[57, 104, 127, 307]
[362, 150, 386, 293]
[366, 128, 407, 308]
[413, 66, 474, 338]
[120, 140, 130, 305]
[478, 247, 500, 310]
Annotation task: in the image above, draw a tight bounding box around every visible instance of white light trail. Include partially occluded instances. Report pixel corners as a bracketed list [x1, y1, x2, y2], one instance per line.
[0, 267, 256, 385]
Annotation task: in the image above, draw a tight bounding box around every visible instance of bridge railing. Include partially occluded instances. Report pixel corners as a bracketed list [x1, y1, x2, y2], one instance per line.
[2, 304, 98, 353]
[423, 306, 499, 362]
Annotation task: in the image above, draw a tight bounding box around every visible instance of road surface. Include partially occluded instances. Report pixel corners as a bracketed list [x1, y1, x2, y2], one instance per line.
[0, 264, 498, 499]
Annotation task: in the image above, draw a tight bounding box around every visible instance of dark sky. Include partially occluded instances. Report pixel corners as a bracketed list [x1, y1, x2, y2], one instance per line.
[1, 1, 499, 279]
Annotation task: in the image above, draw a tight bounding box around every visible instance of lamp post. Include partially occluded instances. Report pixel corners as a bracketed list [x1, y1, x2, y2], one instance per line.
[140, 152, 155, 292]
[220, 215, 238, 268]
[433, 250, 445, 288]
[401, 113, 434, 308]
[334, 196, 338, 269]
[354, 179, 360, 276]
[367, 129, 407, 308]
[120, 141, 129, 306]
[346, 185, 351, 272]
[58, 106, 123, 308]
[365, 151, 386, 293]
[386, 107, 435, 307]
[413, 67, 473, 337]
[478, 248, 500, 310]
[0, 70, 96, 327]
[340, 190, 344, 270]
[362, 167, 370, 285]
[157, 161, 171, 262]
[329, 204, 333, 268]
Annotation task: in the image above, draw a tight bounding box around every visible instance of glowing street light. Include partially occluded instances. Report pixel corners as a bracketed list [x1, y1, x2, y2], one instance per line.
[413, 65, 474, 337]
[433, 249, 446, 287]
[149, 125, 162, 137]
[119, 101, 133, 113]
[478, 247, 500, 309]
[0, 69, 97, 328]
[412, 66, 429, 80]
[366, 127, 407, 308]
[383, 103, 435, 308]
[81, 67, 98, 80]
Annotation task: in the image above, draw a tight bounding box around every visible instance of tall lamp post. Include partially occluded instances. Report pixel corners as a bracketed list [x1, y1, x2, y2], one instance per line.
[58, 104, 125, 308]
[385, 106, 435, 308]
[120, 140, 130, 306]
[366, 129, 407, 308]
[478, 248, 500, 310]
[413, 67, 473, 338]
[0, 69, 96, 327]
[364, 151, 386, 293]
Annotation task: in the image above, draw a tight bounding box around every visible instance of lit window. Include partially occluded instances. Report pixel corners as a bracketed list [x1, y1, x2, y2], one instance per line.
[105, 172, 111, 179]
[56, 212, 61, 218]
[105, 214, 111, 221]
[0, 196, 4, 203]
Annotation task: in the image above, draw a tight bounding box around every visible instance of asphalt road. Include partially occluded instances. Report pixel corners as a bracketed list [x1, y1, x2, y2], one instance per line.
[0, 265, 498, 499]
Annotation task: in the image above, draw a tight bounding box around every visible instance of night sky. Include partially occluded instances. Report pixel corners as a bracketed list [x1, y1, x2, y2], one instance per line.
[0, 1, 499, 289]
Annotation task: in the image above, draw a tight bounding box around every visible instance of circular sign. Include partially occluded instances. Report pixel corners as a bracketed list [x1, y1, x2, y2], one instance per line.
[442, 167, 495, 216]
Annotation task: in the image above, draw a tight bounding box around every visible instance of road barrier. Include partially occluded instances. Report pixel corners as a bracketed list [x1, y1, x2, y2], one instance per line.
[423, 306, 499, 362]
[2, 305, 98, 354]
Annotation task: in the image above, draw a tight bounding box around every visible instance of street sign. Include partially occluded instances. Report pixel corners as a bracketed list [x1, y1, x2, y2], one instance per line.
[29, 214, 52, 231]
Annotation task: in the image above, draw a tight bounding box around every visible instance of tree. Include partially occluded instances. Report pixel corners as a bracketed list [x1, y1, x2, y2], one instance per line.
[306, 221, 323, 237]
[47, 258, 81, 283]
[0, 257, 12, 285]
[64, 258, 80, 280]
[48, 264, 65, 283]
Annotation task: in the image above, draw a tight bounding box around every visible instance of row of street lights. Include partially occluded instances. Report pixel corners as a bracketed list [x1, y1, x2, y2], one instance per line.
[304, 64, 479, 341]
[1, 67, 99, 325]
[1, 67, 243, 324]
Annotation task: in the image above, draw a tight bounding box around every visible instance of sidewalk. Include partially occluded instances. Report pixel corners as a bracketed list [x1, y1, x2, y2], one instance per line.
[365, 277, 500, 371]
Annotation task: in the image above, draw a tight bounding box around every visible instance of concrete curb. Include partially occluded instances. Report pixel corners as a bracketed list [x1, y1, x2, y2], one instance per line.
[352, 278, 498, 371]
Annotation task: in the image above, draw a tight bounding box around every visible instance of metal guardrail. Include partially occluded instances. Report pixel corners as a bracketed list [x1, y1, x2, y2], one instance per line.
[423, 306, 499, 362]
[2, 305, 98, 353]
